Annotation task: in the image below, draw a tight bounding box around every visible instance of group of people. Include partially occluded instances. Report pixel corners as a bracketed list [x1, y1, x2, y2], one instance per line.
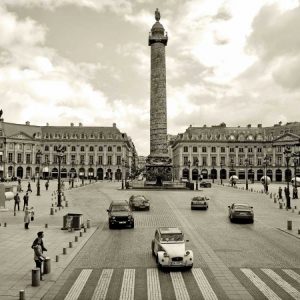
[13, 180, 35, 229]
[278, 186, 298, 200]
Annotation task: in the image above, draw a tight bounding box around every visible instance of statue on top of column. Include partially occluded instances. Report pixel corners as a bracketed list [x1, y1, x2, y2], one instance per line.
[155, 8, 160, 21]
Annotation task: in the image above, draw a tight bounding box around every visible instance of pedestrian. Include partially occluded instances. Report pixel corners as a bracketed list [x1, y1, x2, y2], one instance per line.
[24, 206, 31, 229]
[45, 181, 49, 191]
[27, 182, 32, 192]
[30, 206, 35, 221]
[23, 192, 29, 211]
[14, 193, 20, 211]
[31, 231, 47, 280]
[293, 186, 298, 199]
[278, 186, 282, 199]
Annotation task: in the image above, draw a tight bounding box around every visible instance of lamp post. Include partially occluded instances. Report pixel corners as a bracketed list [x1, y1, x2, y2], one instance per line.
[195, 159, 199, 190]
[121, 158, 125, 189]
[71, 159, 75, 188]
[57, 147, 65, 207]
[263, 155, 269, 193]
[284, 146, 291, 209]
[36, 150, 42, 196]
[212, 163, 215, 184]
[187, 160, 191, 182]
[220, 162, 223, 185]
[46, 158, 50, 183]
[245, 158, 249, 190]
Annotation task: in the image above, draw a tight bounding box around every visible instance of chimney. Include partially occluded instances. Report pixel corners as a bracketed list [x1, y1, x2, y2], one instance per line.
[25, 121, 30, 125]
[79, 122, 82, 127]
[257, 124, 262, 128]
[46, 122, 49, 126]
[113, 123, 116, 128]
[70, 122, 74, 127]
[247, 124, 251, 128]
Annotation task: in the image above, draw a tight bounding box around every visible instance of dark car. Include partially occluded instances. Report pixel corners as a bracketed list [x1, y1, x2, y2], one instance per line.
[228, 203, 254, 223]
[107, 200, 134, 229]
[129, 195, 150, 211]
[199, 181, 212, 188]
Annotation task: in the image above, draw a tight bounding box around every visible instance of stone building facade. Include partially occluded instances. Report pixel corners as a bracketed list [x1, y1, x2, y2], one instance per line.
[0, 119, 138, 181]
[171, 122, 300, 183]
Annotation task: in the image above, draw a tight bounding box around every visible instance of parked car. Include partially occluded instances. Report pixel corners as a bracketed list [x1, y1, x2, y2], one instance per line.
[191, 196, 209, 210]
[199, 181, 212, 188]
[151, 227, 193, 269]
[107, 200, 134, 229]
[228, 203, 254, 223]
[129, 195, 150, 211]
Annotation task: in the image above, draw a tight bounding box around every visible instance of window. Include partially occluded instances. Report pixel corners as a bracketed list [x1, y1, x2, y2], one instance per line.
[276, 146, 282, 153]
[221, 147, 225, 153]
[89, 156, 93, 164]
[276, 156, 282, 165]
[183, 156, 188, 165]
[80, 146, 85, 152]
[257, 158, 262, 166]
[71, 146, 76, 152]
[211, 157, 216, 166]
[62, 156, 66, 164]
[248, 148, 253, 153]
[193, 157, 198, 165]
[117, 146, 122, 152]
[192, 146, 197, 153]
[98, 156, 103, 165]
[89, 146, 94, 152]
[107, 156, 112, 165]
[248, 158, 253, 165]
[54, 146, 57, 151]
[26, 154, 31, 164]
[257, 147, 262, 153]
[99, 146, 103, 151]
[108, 146, 112, 152]
[26, 144, 31, 150]
[202, 147, 206, 153]
[45, 145, 49, 151]
[8, 153, 13, 163]
[81, 133, 85, 139]
[211, 147, 216, 153]
[71, 154, 76, 162]
[229, 147, 235, 153]
[239, 157, 243, 166]
[239, 148, 244, 153]
[220, 157, 226, 165]
[17, 153, 22, 163]
[117, 156, 121, 165]
[80, 155, 85, 164]
[183, 146, 188, 153]
[202, 157, 207, 166]
[18, 144, 23, 150]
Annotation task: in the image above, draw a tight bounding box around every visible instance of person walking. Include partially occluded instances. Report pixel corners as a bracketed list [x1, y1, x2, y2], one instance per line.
[23, 192, 29, 211]
[24, 206, 31, 229]
[45, 181, 49, 191]
[31, 231, 47, 281]
[30, 207, 35, 221]
[14, 193, 20, 211]
[27, 182, 32, 192]
[278, 186, 282, 199]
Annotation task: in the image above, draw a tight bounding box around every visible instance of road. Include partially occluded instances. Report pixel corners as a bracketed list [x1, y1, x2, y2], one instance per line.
[43, 182, 300, 300]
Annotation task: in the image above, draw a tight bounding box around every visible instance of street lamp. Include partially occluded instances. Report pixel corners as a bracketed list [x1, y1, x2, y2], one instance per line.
[46, 157, 50, 183]
[71, 159, 75, 188]
[89, 163, 92, 183]
[245, 158, 249, 190]
[284, 146, 292, 209]
[57, 147, 65, 207]
[220, 162, 223, 185]
[36, 150, 42, 196]
[187, 160, 191, 182]
[212, 163, 215, 184]
[195, 159, 199, 190]
[263, 155, 269, 193]
[121, 158, 125, 189]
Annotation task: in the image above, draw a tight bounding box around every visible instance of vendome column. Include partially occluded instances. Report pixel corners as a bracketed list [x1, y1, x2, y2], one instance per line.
[146, 9, 172, 185]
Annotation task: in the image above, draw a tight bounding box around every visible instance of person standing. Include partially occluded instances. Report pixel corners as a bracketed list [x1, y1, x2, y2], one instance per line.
[31, 231, 47, 281]
[278, 186, 282, 199]
[14, 193, 20, 211]
[27, 182, 32, 192]
[23, 192, 29, 211]
[24, 206, 31, 229]
[45, 181, 49, 191]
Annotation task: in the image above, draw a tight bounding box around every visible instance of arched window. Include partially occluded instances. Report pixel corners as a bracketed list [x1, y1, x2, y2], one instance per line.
[117, 146, 121, 152]
[80, 146, 85, 152]
[71, 146, 76, 152]
[44, 145, 49, 151]
[81, 133, 85, 139]
[108, 146, 112, 152]
[89, 146, 94, 152]
[99, 146, 103, 151]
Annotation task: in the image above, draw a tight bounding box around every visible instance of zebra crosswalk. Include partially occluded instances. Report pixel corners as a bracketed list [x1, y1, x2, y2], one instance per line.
[56, 267, 300, 300]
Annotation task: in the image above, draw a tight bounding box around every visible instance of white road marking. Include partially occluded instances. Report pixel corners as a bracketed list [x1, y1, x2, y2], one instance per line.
[170, 272, 190, 300]
[282, 269, 300, 284]
[147, 268, 162, 300]
[192, 268, 218, 300]
[64, 269, 92, 300]
[262, 268, 300, 300]
[91, 269, 113, 300]
[241, 268, 281, 300]
[119, 269, 135, 300]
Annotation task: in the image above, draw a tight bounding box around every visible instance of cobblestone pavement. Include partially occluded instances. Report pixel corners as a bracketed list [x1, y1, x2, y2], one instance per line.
[41, 181, 300, 300]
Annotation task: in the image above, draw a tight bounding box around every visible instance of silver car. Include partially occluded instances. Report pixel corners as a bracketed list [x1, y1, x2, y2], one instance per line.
[228, 203, 254, 223]
[191, 196, 209, 210]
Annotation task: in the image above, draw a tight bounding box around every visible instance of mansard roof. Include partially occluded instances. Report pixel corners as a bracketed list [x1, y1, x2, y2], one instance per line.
[0, 121, 41, 139]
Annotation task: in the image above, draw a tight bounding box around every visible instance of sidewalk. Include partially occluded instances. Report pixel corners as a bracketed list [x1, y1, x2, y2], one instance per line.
[0, 179, 97, 300]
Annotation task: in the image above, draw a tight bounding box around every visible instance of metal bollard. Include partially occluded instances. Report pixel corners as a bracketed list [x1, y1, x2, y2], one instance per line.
[274, 198, 277, 203]
[69, 242, 73, 248]
[84, 228, 87, 233]
[87, 219, 91, 229]
[51, 203, 54, 207]
[32, 268, 40, 286]
[279, 203, 283, 209]
[75, 236, 78, 242]
[63, 248, 67, 255]
[45, 224, 48, 228]
[56, 255, 59, 262]
[298, 229, 300, 235]
[287, 220, 292, 230]
[44, 257, 51, 274]
[80, 232, 83, 237]
[4, 222, 7, 227]
[19, 290, 25, 300]
[50, 207, 54, 215]
[55, 209, 57, 213]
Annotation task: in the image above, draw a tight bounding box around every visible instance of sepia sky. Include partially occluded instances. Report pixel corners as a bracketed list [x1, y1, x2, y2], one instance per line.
[0, 0, 300, 156]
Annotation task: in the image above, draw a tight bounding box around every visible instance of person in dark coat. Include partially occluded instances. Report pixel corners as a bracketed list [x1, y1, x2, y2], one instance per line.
[23, 192, 29, 211]
[31, 231, 47, 281]
[278, 186, 282, 199]
[14, 193, 20, 211]
[27, 182, 32, 192]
